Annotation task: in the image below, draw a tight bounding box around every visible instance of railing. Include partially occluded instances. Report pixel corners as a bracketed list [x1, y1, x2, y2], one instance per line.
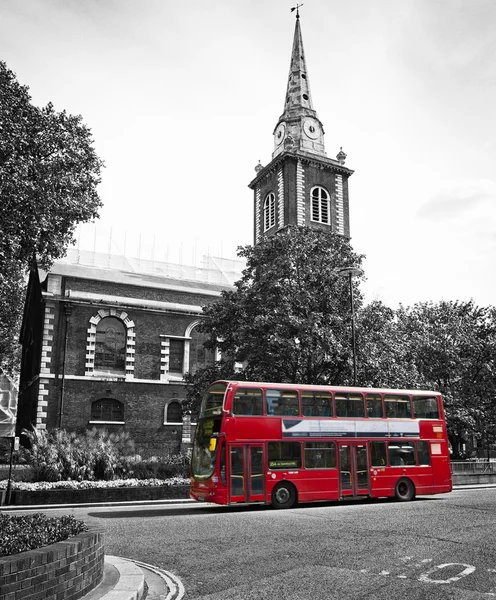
[451, 459, 496, 474]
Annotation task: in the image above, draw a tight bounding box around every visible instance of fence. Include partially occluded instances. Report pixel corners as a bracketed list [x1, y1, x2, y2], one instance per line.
[451, 459, 496, 474]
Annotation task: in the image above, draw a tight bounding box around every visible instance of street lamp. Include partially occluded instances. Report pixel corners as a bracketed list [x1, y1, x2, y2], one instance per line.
[338, 267, 362, 386]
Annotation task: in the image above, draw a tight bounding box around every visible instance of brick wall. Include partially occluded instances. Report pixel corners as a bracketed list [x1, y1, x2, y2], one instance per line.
[0, 523, 104, 600]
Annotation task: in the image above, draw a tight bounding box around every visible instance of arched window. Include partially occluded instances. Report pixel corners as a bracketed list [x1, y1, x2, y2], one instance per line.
[95, 317, 126, 374]
[189, 326, 215, 375]
[264, 192, 276, 231]
[311, 186, 330, 225]
[165, 401, 182, 423]
[90, 398, 124, 422]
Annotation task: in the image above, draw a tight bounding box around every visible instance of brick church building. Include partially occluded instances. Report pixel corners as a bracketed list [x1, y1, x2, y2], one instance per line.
[16, 13, 353, 457]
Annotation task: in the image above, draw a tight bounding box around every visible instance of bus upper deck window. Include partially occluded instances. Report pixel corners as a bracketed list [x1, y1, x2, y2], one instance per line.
[384, 395, 412, 419]
[302, 391, 333, 417]
[335, 393, 365, 418]
[413, 396, 440, 419]
[266, 390, 299, 416]
[366, 393, 383, 418]
[232, 389, 263, 415]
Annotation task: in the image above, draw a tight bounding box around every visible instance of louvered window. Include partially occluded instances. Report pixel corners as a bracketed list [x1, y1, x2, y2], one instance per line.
[264, 193, 276, 231]
[311, 187, 330, 225]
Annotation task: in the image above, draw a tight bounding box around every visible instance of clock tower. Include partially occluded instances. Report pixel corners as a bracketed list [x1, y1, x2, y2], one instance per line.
[249, 12, 353, 243]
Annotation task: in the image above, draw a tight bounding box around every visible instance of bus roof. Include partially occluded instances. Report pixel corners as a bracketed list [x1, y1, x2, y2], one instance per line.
[211, 380, 441, 397]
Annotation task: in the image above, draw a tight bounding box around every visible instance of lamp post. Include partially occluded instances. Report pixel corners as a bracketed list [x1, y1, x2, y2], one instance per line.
[338, 267, 362, 386]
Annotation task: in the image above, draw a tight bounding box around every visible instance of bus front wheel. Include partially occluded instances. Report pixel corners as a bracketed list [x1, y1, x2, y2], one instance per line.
[394, 478, 415, 502]
[271, 482, 297, 509]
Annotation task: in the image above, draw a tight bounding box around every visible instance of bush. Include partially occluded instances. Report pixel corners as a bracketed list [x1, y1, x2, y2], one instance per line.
[121, 453, 190, 480]
[20, 428, 136, 482]
[0, 513, 88, 557]
[0, 476, 189, 492]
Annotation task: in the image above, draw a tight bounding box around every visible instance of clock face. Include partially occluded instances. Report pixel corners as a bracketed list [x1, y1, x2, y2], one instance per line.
[303, 119, 319, 140]
[275, 122, 286, 145]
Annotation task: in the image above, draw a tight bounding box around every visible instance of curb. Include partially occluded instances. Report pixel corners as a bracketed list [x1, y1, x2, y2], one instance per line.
[0, 498, 195, 512]
[98, 556, 145, 600]
[84, 555, 184, 600]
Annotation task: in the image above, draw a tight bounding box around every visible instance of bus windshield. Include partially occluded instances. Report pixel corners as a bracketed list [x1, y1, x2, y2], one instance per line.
[191, 417, 221, 481]
[199, 382, 227, 418]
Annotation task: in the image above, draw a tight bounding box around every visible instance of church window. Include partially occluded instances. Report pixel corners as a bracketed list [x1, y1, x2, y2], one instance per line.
[169, 339, 185, 374]
[94, 317, 126, 374]
[189, 326, 215, 374]
[311, 186, 331, 225]
[165, 401, 182, 423]
[90, 399, 124, 422]
[264, 192, 276, 231]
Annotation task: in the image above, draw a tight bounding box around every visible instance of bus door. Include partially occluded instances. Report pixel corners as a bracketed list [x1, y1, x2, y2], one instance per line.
[228, 444, 266, 504]
[338, 443, 370, 497]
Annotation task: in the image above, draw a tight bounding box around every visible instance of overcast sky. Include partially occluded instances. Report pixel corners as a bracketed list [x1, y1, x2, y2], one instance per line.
[1, 0, 495, 308]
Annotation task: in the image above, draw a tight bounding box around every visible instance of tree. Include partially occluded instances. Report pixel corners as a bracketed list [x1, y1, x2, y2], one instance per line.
[355, 300, 422, 389]
[0, 61, 104, 377]
[185, 227, 364, 411]
[395, 301, 496, 457]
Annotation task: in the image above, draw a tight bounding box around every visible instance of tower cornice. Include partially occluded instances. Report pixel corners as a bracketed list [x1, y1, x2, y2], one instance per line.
[248, 150, 354, 190]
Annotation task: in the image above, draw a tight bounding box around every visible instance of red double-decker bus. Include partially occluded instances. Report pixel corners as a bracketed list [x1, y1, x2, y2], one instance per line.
[190, 381, 452, 509]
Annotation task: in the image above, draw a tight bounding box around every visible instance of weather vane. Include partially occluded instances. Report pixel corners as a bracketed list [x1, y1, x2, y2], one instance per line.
[290, 4, 303, 19]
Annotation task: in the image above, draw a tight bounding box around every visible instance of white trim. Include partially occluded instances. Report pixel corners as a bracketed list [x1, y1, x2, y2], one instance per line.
[88, 420, 126, 425]
[85, 310, 135, 379]
[278, 167, 285, 229]
[335, 174, 345, 235]
[296, 160, 305, 226]
[67, 290, 204, 314]
[255, 186, 261, 243]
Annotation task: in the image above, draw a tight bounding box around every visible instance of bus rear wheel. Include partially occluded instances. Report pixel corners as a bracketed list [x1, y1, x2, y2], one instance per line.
[271, 482, 297, 509]
[395, 478, 415, 502]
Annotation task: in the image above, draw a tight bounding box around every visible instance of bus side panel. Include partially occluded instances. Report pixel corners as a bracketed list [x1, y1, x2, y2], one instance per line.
[232, 417, 282, 441]
[295, 469, 341, 503]
[369, 468, 400, 498]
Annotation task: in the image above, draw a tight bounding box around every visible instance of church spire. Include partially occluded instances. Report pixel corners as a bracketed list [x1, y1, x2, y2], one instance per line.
[272, 14, 326, 159]
[283, 11, 315, 118]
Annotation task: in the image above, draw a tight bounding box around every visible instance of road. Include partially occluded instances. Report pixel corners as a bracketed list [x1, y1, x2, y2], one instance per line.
[15, 488, 496, 599]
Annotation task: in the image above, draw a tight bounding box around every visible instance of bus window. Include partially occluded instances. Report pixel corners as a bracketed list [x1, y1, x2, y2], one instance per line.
[199, 383, 227, 418]
[388, 441, 415, 466]
[219, 442, 226, 485]
[366, 393, 383, 418]
[370, 441, 386, 466]
[232, 388, 263, 415]
[413, 396, 440, 419]
[191, 417, 221, 480]
[268, 442, 301, 469]
[417, 440, 431, 465]
[384, 395, 412, 419]
[304, 442, 336, 469]
[301, 391, 333, 417]
[266, 389, 299, 416]
[335, 393, 365, 418]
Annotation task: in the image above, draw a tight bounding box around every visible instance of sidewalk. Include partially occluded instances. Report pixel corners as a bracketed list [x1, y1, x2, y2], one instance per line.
[84, 555, 184, 600]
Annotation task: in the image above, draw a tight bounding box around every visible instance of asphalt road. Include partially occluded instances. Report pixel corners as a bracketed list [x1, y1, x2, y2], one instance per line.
[19, 488, 496, 599]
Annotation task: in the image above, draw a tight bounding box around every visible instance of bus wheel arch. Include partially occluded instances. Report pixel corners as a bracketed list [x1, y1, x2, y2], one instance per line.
[271, 481, 297, 509]
[394, 477, 416, 502]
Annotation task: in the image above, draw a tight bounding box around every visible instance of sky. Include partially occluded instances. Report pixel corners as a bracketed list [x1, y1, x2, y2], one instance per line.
[1, 0, 495, 308]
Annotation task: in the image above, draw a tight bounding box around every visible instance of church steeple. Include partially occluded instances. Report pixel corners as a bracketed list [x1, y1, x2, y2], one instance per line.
[273, 14, 326, 159]
[249, 12, 353, 245]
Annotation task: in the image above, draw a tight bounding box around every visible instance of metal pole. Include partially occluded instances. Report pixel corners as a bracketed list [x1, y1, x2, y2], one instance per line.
[5, 437, 14, 505]
[348, 271, 357, 386]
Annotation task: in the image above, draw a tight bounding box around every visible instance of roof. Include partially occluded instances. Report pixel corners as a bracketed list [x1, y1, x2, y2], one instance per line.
[43, 249, 245, 295]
